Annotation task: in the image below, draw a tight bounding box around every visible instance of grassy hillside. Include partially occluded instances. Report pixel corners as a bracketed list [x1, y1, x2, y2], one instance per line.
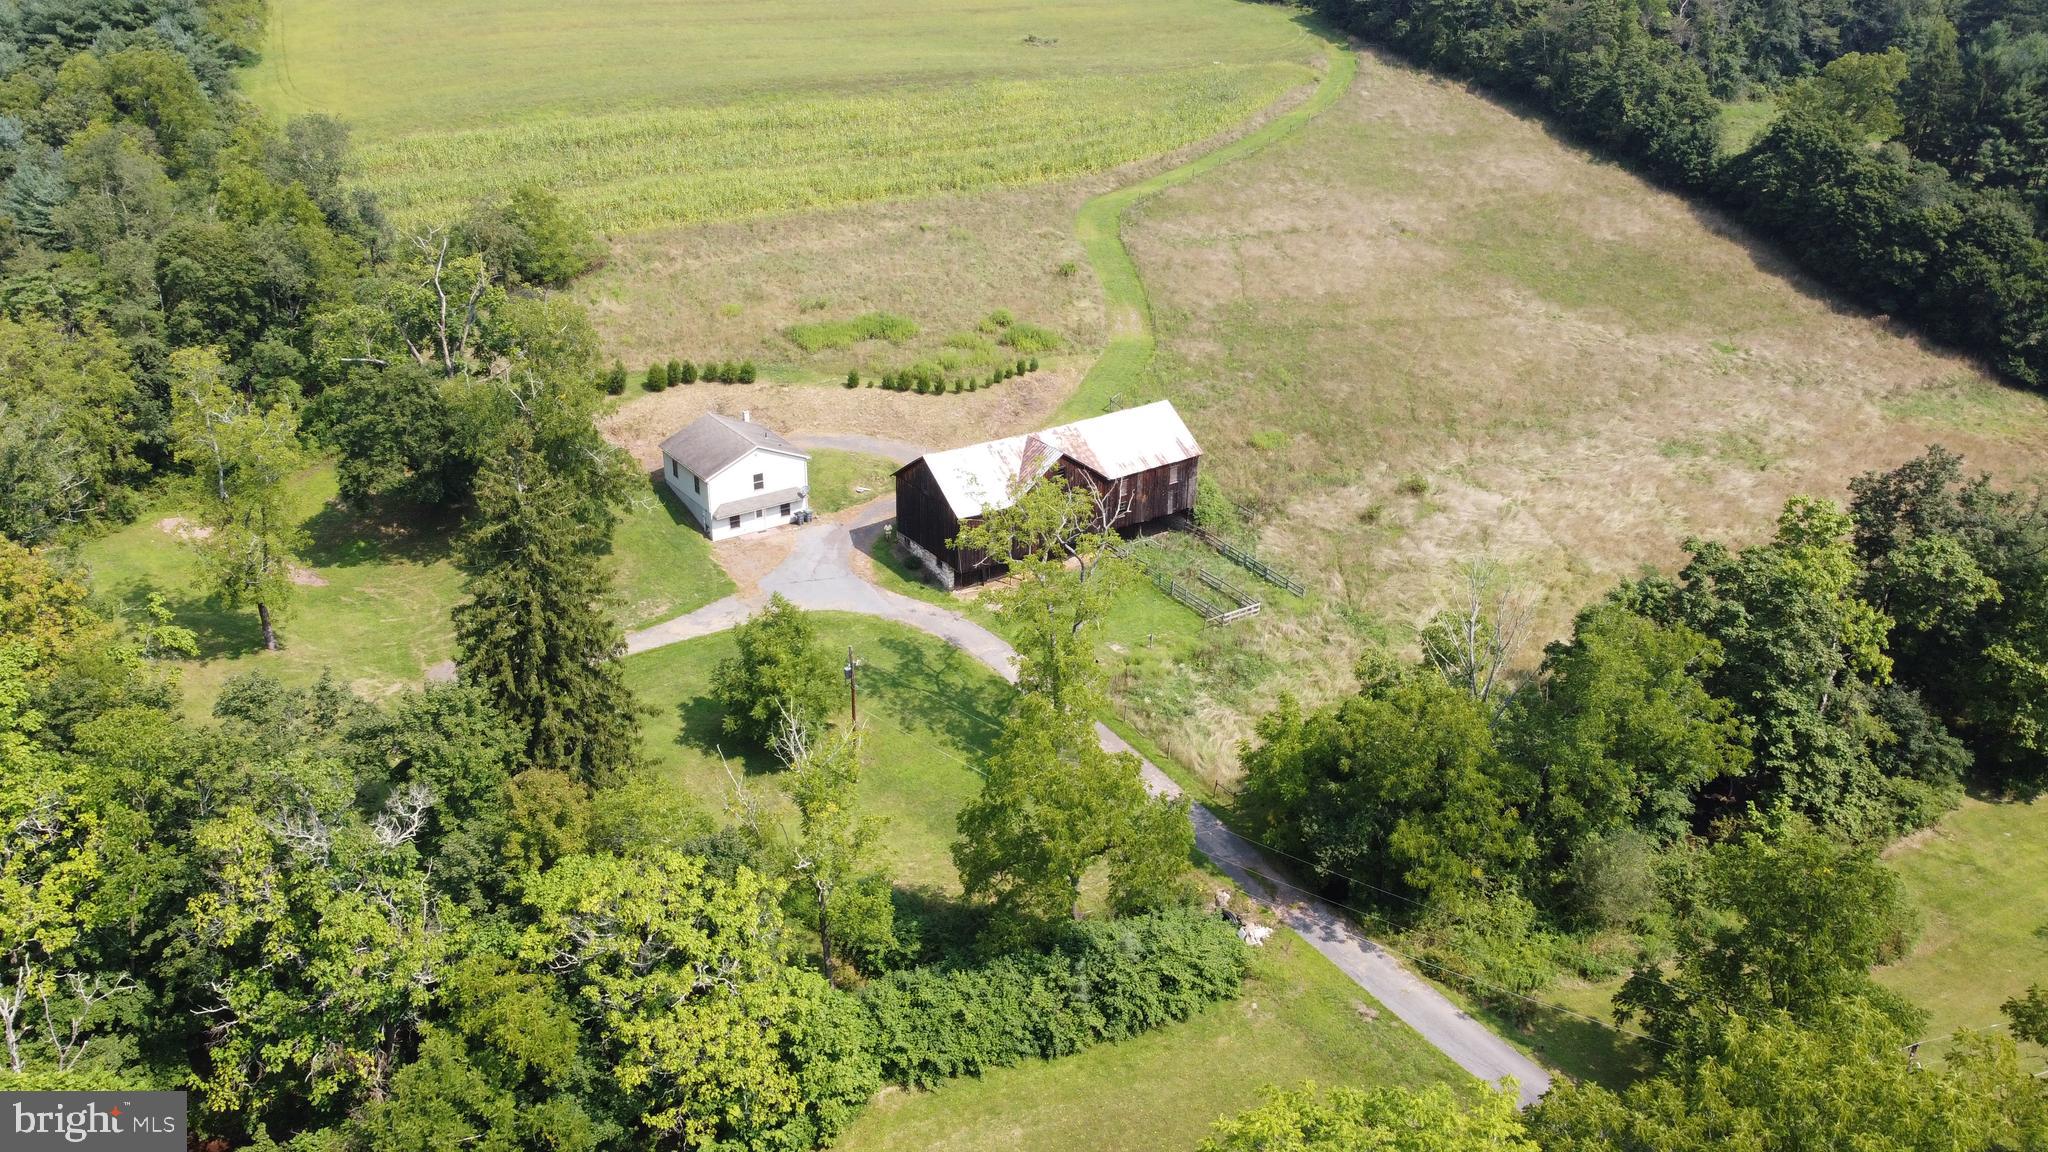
[247, 0, 1322, 230]
[78, 465, 732, 712]
[1106, 49, 2048, 789]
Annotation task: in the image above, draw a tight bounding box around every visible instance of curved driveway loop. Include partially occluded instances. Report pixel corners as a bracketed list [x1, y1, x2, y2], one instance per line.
[623, 504, 1552, 1106]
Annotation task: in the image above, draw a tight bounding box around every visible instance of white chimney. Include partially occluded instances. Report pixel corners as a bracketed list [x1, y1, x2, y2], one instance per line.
[742, 410, 751, 423]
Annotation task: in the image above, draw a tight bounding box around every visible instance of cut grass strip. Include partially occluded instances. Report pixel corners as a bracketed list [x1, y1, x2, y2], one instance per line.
[1054, 43, 1359, 424]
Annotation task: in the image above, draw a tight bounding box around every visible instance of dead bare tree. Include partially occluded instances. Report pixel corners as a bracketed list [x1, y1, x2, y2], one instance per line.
[1421, 559, 1539, 721]
[404, 228, 493, 378]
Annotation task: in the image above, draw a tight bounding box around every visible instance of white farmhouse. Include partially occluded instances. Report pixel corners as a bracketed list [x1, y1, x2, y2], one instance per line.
[659, 412, 810, 540]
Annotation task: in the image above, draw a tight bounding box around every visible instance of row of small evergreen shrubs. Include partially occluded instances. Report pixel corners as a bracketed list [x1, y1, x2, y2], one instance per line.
[857, 908, 1247, 1088]
[602, 358, 756, 394]
[843, 357, 1038, 393]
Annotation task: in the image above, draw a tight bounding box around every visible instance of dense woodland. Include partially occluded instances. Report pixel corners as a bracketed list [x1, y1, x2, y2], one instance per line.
[2, 0, 2047, 1149]
[1314, 0, 2048, 389]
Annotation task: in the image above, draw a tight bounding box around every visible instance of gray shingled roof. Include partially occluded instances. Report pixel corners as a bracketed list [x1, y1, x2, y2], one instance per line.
[659, 413, 807, 479]
[711, 486, 807, 520]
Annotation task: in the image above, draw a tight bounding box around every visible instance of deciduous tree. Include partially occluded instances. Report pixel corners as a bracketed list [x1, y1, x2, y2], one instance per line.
[709, 594, 838, 750]
[169, 347, 306, 652]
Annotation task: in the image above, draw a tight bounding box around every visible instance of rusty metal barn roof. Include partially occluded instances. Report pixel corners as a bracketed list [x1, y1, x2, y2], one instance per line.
[903, 400, 1202, 520]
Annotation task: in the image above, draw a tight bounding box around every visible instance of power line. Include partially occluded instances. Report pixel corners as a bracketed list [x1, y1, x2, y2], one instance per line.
[828, 655, 2029, 1064]
[840, 662, 1675, 1052]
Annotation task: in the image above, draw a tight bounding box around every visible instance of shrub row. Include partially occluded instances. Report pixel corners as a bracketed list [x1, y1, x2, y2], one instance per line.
[1311, 0, 2048, 389]
[858, 908, 1247, 1087]
[859, 358, 1038, 394]
[606, 358, 755, 393]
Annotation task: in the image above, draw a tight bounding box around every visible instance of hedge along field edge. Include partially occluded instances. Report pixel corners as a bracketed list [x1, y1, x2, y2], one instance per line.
[1056, 42, 1359, 425]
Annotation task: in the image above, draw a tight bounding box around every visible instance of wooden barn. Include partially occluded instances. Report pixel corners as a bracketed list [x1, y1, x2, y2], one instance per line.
[892, 400, 1203, 587]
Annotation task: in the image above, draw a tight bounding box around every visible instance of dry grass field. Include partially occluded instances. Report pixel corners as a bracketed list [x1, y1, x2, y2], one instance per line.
[580, 182, 1106, 380]
[1108, 50, 2048, 787]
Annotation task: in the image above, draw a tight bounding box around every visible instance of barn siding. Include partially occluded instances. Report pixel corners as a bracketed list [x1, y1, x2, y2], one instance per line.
[897, 451, 1201, 588]
[893, 460, 962, 577]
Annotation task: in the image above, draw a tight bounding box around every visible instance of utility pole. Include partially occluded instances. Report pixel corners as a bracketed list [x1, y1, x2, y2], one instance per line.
[844, 646, 863, 725]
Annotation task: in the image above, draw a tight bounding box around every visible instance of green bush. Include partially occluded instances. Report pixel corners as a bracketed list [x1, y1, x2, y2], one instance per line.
[845, 370, 861, 389]
[912, 377, 930, 395]
[1027, 357, 1039, 372]
[717, 361, 737, 383]
[860, 910, 1246, 1087]
[987, 371, 999, 387]
[603, 359, 627, 395]
[998, 322, 1062, 355]
[1014, 358, 1028, 376]
[645, 363, 669, 391]
[666, 358, 682, 385]
[679, 360, 698, 384]
[783, 311, 921, 352]
[738, 361, 757, 384]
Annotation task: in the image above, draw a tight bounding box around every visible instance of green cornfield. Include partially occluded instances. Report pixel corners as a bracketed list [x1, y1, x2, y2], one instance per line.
[247, 0, 1321, 231]
[357, 66, 1309, 229]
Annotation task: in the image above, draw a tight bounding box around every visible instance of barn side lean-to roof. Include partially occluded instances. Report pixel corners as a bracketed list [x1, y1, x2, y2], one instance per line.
[904, 400, 1202, 520]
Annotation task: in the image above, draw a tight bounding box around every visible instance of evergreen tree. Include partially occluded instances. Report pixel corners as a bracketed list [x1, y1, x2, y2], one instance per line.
[644, 363, 668, 391]
[679, 360, 698, 384]
[452, 380, 636, 785]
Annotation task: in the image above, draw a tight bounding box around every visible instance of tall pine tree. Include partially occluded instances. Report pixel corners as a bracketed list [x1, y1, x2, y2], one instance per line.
[452, 378, 636, 784]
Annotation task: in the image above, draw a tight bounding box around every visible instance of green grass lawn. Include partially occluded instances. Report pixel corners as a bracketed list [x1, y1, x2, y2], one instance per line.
[78, 464, 731, 712]
[1420, 794, 2048, 1088]
[1718, 97, 1777, 154]
[620, 610, 1470, 1149]
[808, 449, 897, 515]
[620, 612, 1009, 890]
[612, 475, 736, 629]
[248, 0, 1321, 229]
[836, 929, 1464, 1151]
[77, 466, 464, 709]
[1878, 795, 2048, 1068]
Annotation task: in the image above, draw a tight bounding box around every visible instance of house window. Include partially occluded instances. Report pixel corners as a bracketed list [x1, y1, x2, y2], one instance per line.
[669, 458, 678, 478]
[779, 502, 791, 516]
[692, 474, 701, 494]
[1168, 463, 1182, 483]
[753, 472, 765, 491]
[728, 515, 740, 530]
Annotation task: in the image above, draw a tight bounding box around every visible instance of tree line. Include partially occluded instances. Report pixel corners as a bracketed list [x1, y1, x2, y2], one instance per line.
[0, 377, 1237, 1148]
[1222, 444, 2048, 1148]
[1310, 0, 2048, 389]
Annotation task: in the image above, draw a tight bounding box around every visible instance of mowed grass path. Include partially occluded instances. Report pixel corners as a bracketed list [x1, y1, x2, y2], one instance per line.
[248, 0, 1322, 229]
[1101, 48, 2048, 787]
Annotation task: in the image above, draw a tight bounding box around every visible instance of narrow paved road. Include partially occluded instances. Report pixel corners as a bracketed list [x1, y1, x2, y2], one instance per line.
[623, 511, 1553, 1105]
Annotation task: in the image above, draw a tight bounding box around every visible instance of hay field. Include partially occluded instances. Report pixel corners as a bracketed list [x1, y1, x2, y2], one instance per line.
[580, 182, 1105, 378]
[1110, 50, 2048, 786]
[246, 0, 1322, 229]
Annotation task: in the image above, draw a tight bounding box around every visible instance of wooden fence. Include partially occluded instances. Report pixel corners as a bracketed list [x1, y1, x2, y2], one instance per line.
[1114, 543, 1261, 626]
[1174, 517, 1306, 596]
